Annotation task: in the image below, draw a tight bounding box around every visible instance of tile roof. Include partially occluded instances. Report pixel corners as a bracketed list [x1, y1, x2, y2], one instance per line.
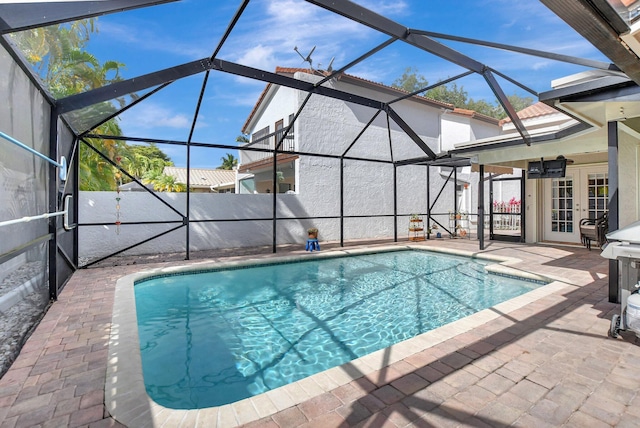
[500, 102, 560, 125]
[450, 107, 500, 125]
[163, 166, 235, 188]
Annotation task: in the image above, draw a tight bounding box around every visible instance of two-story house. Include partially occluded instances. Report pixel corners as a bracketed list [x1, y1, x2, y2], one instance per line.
[237, 67, 502, 239]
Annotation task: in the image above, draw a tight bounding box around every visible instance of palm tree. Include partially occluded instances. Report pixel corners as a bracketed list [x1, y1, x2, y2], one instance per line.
[10, 20, 95, 85]
[54, 50, 125, 97]
[236, 134, 249, 143]
[142, 171, 185, 192]
[156, 175, 186, 192]
[80, 120, 129, 190]
[12, 20, 135, 191]
[218, 153, 238, 170]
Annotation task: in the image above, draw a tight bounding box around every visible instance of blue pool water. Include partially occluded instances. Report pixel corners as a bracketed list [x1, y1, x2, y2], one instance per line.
[134, 250, 543, 409]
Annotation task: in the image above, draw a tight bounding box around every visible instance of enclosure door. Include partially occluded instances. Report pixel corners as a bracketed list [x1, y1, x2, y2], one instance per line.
[489, 173, 525, 242]
[543, 165, 608, 243]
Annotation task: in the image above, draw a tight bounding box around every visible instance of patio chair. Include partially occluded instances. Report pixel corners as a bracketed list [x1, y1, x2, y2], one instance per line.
[579, 211, 608, 250]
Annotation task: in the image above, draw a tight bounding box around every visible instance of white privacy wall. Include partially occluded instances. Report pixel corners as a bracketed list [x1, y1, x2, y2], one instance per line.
[79, 164, 455, 261]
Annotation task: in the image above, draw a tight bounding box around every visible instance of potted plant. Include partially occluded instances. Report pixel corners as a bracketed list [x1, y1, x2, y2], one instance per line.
[307, 227, 318, 239]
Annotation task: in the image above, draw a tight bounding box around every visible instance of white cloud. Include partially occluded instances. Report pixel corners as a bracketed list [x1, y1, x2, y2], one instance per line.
[235, 44, 278, 70]
[226, 0, 381, 72]
[354, 0, 409, 16]
[532, 61, 552, 71]
[120, 102, 205, 135]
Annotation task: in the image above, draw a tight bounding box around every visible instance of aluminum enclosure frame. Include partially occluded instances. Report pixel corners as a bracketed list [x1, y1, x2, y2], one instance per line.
[0, 0, 626, 298]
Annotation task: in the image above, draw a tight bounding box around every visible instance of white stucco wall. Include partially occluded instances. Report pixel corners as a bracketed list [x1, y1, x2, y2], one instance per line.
[80, 188, 432, 260]
[79, 164, 456, 261]
[524, 178, 540, 243]
[240, 85, 297, 165]
[441, 113, 500, 153]
[619, 130, 640, 228]
[441, 114, 471, 152]
[471, 118, 503, 141]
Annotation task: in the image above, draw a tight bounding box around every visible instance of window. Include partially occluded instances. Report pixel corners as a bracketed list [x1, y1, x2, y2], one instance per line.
[252, 126, 269, 144]
[288, 113, 295, 133]
[587, 173, 608, 219]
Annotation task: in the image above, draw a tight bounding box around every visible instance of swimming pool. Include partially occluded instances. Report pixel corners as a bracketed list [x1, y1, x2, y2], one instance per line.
[133, 248, 545, 409]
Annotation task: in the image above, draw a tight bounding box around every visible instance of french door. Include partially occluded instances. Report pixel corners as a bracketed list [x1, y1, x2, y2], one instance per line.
[543, 165, 608, 243]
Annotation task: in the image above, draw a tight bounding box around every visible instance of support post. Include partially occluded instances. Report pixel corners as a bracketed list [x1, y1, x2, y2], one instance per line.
[608, 121, 620, 303]
[426, 165, 430, 238]
[520, 168, 526, 243]
[387, 112, 397, 242]
[393, 164, 398, 242]
[340, 158, 344, 247]
[272, 148, 278, 253]
[478, 164, 485, 250]
[489, 173, 494, 240]
[454, 167, 458, 233]
[48, 109, 58, 300]
[185, 71, 210, 260]
[185, 141, 191, 259]
[73, 137, 79, 267]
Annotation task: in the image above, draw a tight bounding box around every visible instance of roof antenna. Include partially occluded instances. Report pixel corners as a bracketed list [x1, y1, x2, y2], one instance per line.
[294, 45, 316, 70]
[326, 57, 335, 73]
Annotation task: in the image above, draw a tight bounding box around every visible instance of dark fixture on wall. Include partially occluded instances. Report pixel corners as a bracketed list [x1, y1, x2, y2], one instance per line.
[527, 155, 570, 179]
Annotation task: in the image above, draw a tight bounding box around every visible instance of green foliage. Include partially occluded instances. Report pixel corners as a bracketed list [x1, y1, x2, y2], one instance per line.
[142, 170, 185, 192]
[465, 98, 499, 117]
[130, 143, 172, 164]
[218, 153, 238, 170]
[12, 21, 174, 191]
[425, 82, 468, 108]
[11, 20, 95, 85]
[391, 67, 533, 119]
[392, 67, 428, 94]
[79, 122, 128, 191]
[235, 134, 250, 143]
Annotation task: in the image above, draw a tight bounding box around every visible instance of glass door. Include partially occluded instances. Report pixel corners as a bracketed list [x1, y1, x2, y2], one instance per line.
[584, 172, 608, 220]
[543, 165, 608, 244]
[489, 173, 525, 242]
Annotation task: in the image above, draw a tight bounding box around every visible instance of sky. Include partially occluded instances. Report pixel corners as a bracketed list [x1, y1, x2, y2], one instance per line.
[50, 0, 612, 168]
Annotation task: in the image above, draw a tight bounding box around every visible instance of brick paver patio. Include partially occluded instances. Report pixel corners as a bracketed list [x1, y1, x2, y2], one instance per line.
[1, 240, 639, 427]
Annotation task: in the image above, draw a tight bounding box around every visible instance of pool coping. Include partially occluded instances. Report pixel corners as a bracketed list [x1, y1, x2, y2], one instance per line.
[105, 244, 565, 427]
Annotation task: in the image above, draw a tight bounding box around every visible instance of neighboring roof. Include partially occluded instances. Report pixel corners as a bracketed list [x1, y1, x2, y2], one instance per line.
[449, 107, 500, 125]
[163, 167, 235, 188]
[241, 67, 457, 134]
[500, 102, 561, 125]
[117, 181, 154, 192]
[334, 71, 453, 109]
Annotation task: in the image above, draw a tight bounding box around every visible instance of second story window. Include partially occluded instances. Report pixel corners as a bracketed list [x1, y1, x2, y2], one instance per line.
[252, 126, 269, 145]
